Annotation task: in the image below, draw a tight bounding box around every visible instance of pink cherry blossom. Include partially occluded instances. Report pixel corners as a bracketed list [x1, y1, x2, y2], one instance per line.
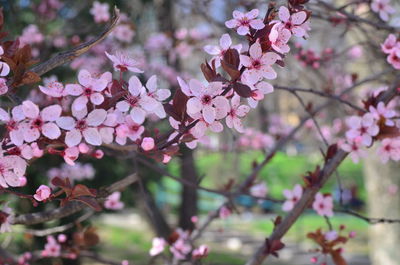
[371, 0, 395, 22]
[190, 112, 224, 139]
[369, 102, 396, 126]
[0, 153, 27, 188]
[219, 205, 231, 219]
[39, 81, 67, 98]
[170, 238, 192, 260]
[203, 34, 242, 68]
[141, 137, 155, 151]
[0, 78, 8, 95]
[104, 191, 124, 210]
[0, 106, 25, 146]
[192, 245, 209, 259]
[381, 34, 399, 54]
[240, 41, 280, 84]
[225, 9, 265, 35]
[345, 113, 379, 146]
[269, 24, 291, 54]
[116, 76, 159, 124]
[185, 79, 229, 124]
[0, 203, 12, 233]
[63, 147, 80, 165]
[65, 69, 111, 111]
[115, 116, 144, 145]
[247, 81, 274, 108]
[56, 107, 107, 147]
[33, 185, 51, 201]
[105, 51, 143, 73]
[339, 136, 366, 163]
[377, 138, 400, 163]
[149, 237, 166, 256]
[144, 75, 171, 119]
[90, 1, 110, 23]
[57, 234, 67, 243]
[42, 236, 61, 257]
[274, 6, 307, 37]
[282, 184, 303, 212]
[226, 95, 250, 133]
[324, 230, 338, 241]
[387, 49, 400, 69]
[22, 100, 62, 142]
[20, 142, 44, 159]
[312, 192, 334, 217]
[113, 24, 135, 43]
[250, 182, 268, 198]
[19, 25, 44, 46]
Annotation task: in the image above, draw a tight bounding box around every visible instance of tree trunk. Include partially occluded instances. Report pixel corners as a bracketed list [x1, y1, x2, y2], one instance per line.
[363, 149, 400, 265]
[178, 146, 199, 230]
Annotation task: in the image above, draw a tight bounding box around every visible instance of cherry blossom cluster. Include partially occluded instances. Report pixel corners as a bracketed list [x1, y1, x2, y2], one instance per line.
[381, 33, 400, 70]
[294, 44, 333, 69]
[150, 228, 209, 261]
[339, 99, 398, 163]
[47, 162, 95, 183]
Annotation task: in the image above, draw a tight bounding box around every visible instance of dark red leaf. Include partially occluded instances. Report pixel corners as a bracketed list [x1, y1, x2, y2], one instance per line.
[232, 82, 253, 98]
[71, 184, 97, 198]
[72, 196, 102, 211]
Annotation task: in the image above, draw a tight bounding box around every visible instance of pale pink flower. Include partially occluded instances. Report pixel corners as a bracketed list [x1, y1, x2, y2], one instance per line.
[226, 95, 250, 133]
[371, 0, 395, 22]
[240, 41, 280, 84]
[274, 6, 307, 37]
[57, 234, 67, 243]
[369, 102, 396, 126]
[90, 1, 110, 23]
[0, 106, 25, 146]
[269, 24, 291, 54]
[203, 34, 242, 68]
[115, 116, 144, 145]
[349, 231, 357, 238]
[22, 100, 62, 142]
[170, 238, 192, 260]
[144, 75, 171, 119]
[381, 34, 398, 54]
[19, 25, 44, 46]
[185, 79, 229, 124]
[345, 113, 379, 146]
[377, 138, 400, 163]
[42, 236, 61, 257]
[250, 182, 268, 198]
[282, 184, 303, 212]
[312, 192, 334, 217]
[247, 81, 274, 108]
[149, 237, 166, 256]
[387, 49, 400, 69]
[0, 78, 8, 94]
[192, 245, 209, 259]
[39, 81, 67, 98]
[0, 153, 27, 188]
[20, 142, 43, 160]
[225, 9, 265, 35]
[65, 69, 112, 111]
[0, 203, 13, 233]
[63, 147, 80, 165]
[348, 45, 363, 59]
[339, 137, 366, 163]
[104, 191, 124, 210]
[34, 185, 51, 201]
[190, 112, 224, 139]
[56, 107, 107, 147]
[113, 24, 135, 43]
[219, 206, 231, 219]
[141, 137, 155, 151]
[116, 76, 159, 124]
[324, 230, 338, 241]
[105, 51, 143, 73]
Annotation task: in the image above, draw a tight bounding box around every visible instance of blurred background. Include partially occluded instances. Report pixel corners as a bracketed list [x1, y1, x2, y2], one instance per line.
[0, 0, 399, 264]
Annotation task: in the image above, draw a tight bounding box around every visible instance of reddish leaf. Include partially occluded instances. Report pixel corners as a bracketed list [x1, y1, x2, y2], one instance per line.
[72, 196, 102, 211]
[200, 61, 217, 82]
[71, 184, 97, 198]
[232, 82, 253, 98]
[325, 144, 338, 162]
[20, 71, 41, 86]
[331, 250, 348, 265]
[83, 227, 100, 247]
[223, 48, 240, 69]
[51, 177, 72, 195]
[172, 88, 189, 121]
[221, 60, 240, 80]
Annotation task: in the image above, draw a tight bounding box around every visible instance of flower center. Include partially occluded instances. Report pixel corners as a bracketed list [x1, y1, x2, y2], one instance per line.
[76, 120, 87, 130]
[201, 95, 212, 105]
[32, 118, 43, 128]
[126, 95, 139, 107]
[84, 87, 93, 96]
[252, 59, 261, 69]
[239, 18, 250, 27]
[6, 120, 17, 131]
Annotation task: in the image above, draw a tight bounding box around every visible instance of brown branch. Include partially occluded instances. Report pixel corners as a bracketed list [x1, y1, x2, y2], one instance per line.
[12, 173, 137, 225]
[337, 209, 400, 224]
[244, 77, 400, 265]
[29, 7, 120, 76]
